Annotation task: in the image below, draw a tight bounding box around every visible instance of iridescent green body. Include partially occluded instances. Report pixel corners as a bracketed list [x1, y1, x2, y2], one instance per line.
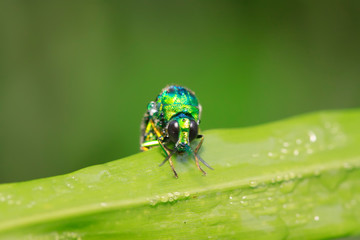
[140, 85, 201, 151]
[153, 85, 200, 125]
[140, 85, 212, 177]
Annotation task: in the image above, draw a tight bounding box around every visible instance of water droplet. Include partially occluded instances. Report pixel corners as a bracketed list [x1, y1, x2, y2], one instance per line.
[268, 152, 278, 159]
[283, 174, 290, 181]
[252, 184, 267, 193]
[33, 186, 43, 191]
[289, 172, 296, 179]
[276, 175, 283, 182]
[280, 181, 296, 193]
[61, 232, 82, 240]
[149, 199, 157, 206]
[314, 216, 320, 221]
[71, 175, 79, 181]
[343, 162, 353, 170]
[240, 200, 248, 206]
[249, 180, 258, 188]
[160, 196, 168, 202]
[149, 196, 160, 206]
[293, 149, 299, 156]
[173, 192, 180, 200]
[309, 131, 317, 142]
[294, 213, 309, 225]
[229, 195, 233, 200]
[27, 201, 36, 208]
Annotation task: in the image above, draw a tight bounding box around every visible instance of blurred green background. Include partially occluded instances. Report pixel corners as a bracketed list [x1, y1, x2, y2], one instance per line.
[0, 1, 359, 183]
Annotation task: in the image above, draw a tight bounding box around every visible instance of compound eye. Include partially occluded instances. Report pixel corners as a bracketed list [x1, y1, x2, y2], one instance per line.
[189, 120, 198, 142]
[167, 120, 179, 143]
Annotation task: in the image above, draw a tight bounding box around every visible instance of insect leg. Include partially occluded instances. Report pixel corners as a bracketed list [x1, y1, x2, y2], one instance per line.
[186, 145, 207, 175]
[159, 150, 175, 166]
[167, 154, 178, 178]
[158, 149, 178, 177]
[158, 141, 178, 178]
[149, 119, 164, 140]
[194, 151, 207, 175]
[149, 119, 178, 178]
[194, 135, 204, 154]
[141, 140, 160, 151]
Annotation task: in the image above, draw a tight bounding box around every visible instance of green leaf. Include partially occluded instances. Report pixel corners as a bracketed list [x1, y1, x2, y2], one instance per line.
[1, 109, 360, 239]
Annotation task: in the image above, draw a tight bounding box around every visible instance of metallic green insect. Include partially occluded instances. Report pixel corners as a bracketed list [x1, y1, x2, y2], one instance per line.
[140, 85, 213, 178]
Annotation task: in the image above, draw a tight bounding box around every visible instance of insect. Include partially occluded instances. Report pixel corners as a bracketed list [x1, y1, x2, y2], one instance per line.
[140, 85, 213, 178]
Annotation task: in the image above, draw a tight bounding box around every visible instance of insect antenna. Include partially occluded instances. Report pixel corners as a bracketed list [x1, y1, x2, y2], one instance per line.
[159, 149, 177, 167]
[185, 145, 212, 175]
[196, 153, 214, 170]
[186, 145, 213, 170]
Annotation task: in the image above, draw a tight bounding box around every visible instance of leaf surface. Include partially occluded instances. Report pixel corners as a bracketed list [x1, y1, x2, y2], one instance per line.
[1, 109, 360, 239]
